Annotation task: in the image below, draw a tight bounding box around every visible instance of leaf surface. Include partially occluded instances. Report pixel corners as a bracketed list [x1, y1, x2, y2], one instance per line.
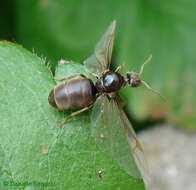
[0, 42, 145, 189]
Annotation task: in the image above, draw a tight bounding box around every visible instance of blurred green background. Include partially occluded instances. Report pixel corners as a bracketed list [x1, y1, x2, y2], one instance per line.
[1, 1, 196, 189]
[1, 0, 195, 130]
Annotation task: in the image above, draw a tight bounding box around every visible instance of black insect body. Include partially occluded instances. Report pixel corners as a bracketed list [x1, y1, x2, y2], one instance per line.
[49, 77, 97, 111]
[95, 71, 125, 93]
[48, 20, 165, 183]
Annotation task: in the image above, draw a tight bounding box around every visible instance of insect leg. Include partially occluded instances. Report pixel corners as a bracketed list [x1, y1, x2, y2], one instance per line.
[101, 69, 110, 75]
[115, 63, 125, 73]
[54, 73, 86, 82]
[59, 106, 91, 127]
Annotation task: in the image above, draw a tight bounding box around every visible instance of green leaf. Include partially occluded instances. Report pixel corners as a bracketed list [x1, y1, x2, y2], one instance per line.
[0, 42, 145, 189]
[16, 0, 196, 130]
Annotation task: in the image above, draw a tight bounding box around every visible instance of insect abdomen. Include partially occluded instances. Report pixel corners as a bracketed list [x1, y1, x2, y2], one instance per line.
[48, 78, 97, 111]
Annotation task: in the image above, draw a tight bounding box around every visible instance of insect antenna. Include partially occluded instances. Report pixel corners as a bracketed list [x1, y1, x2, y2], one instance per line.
[141, 80, 166, 101]
[139, 55, 152, 76]
[139, 55, 166, 101]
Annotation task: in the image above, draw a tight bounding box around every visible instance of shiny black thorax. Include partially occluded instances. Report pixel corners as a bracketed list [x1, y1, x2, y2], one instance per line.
[96, 71, 125, 93]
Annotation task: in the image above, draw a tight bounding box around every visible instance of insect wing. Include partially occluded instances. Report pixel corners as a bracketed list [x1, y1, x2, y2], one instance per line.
[91, 95, 148, 180]
[117, 100, 149, 182]
[83, 54, 103, 77]
[95, 20, 116, 69]
[84, 20, 116, 76]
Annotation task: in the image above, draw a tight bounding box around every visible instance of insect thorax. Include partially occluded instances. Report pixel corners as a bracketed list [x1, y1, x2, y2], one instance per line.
[95, 71, 125, 93]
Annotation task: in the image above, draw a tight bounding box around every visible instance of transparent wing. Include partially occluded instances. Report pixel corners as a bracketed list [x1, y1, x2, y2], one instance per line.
[84, 20, 116, 77]
[116, 99, 149, 182]
[91, 95, 149, 180]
